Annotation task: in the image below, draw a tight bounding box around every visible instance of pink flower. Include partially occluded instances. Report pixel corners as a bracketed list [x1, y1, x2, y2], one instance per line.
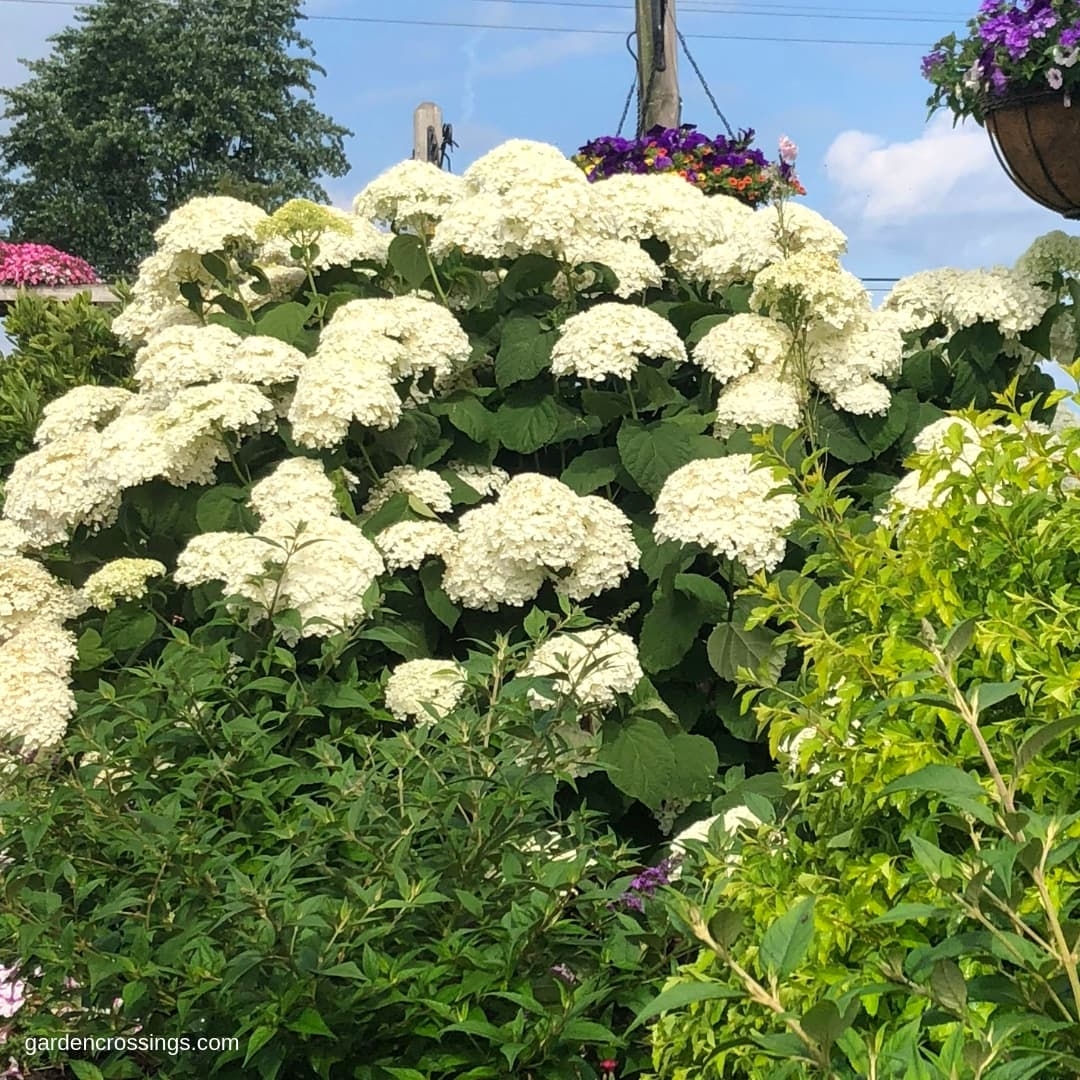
[0, 968, 26, 1020]
[1048, 67, 1064, 90]
[778, 135, 798, 164]
[0, 242, 99, 287]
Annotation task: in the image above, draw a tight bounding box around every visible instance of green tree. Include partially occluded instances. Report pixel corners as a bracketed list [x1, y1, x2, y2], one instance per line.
[0, 0, 350, 278]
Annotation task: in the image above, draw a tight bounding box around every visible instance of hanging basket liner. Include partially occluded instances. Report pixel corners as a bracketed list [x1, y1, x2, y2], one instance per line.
[984, 86, 1080, 219]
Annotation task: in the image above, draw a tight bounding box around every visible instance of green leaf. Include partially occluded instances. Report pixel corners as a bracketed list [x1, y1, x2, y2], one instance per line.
[930, 959, 968, 1013]
[669, 733, 720, 801]
[687, 313, 728, 347]
[871, 902, 948, 924]
[387, 234, 431, 287]
[446, 395, 494, 443]
[628, 981, 741, 1032]
[320, 961, 364, 979]
[286, 1007, 334, 1037]
[951, 357, 991, 408]
[707, 621, 783, 683]
[902, 350, 951, 398]
[253, 301, 310, 345]
[495, 387, 559, 453]
[100, 605, 157, 654]
[495, 317, 555, 388]
[616, 418, 697, 496]
[67, 1064, 105, 1080]
[942, 617, 977, 663]
[809, 400, 873, 463]
[419, 561, 460, 632]
[882, 765, 986, 803]
[853, 389, 914, 454]
[639, 591, 704, 673]
[759, 896, 815, 980]
[632, 364, 684, 409]
[674, 572, 730, 620]
[580, 388, 631, 423]
[560, 1020, 616, 1043]
[501, 253, 561, 298]
[949, 321, 1004, 373]
[801, 1000, 852, 1051]
[1016, 714, 1080, 774]
[560, 447, 621, 495]
[195, 485, 250, 532]
[599, 717, 677, 808]
[969, 680, 1021, 714]
[243, 1025, 276, 1066]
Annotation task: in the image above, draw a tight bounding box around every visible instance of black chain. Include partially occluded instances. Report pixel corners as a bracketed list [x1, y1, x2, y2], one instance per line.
[676, 27, 735, 139]
[616, 78, 636, 137]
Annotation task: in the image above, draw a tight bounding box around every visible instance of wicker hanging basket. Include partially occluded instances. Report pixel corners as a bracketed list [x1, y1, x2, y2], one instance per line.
[984, 86, 1080, 219]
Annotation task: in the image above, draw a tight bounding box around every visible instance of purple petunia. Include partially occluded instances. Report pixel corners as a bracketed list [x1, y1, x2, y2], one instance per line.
[922, 48, 949, 77]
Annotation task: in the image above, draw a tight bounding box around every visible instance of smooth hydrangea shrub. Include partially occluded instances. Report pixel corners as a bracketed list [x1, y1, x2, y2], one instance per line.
[0, 142, 1072, 831]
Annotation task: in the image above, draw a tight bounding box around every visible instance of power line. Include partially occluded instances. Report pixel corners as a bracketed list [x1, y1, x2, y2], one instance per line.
[0, 0, 935, 46]
[463, 0, 964, 26]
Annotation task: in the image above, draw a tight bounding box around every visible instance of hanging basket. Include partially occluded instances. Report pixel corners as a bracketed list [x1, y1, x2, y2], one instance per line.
[984, 86, 1080, 219]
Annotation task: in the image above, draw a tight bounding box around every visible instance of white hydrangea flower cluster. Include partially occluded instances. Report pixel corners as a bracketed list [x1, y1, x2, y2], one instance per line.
[258, 206, 390, 271]
[0, 556, 82, 749]
[110, 250, 209, 345]
[246, 456, 340, 522]
[80, 559, 166, 612]
[133, 324, 304, 398]
[353, 159, 466, 230]
[594, 172, 751, 274]
[174, 457, 384, 640]
[288, 296, 471, 449]
[0, 522, 32, 557]
[654, 456, 800, 574]
[560, 238, 664, 299]
[878, 417, 985, 521]
[693, 314, 793, 384]
[807, 312, 905, 418]
[520, 627, 643, 710]
[551, 302, 687, 381]
[669, 805, 764, 871]
[33, 386, 134, 445]
[751, 252, 870, 333]
[362, 465, 453, 514]
[441, 474, 639, 610]
[882, 267, 1050, 338]
[112, 196, 269, 344]
[691, 203, 847, 291]
[155, 195, 268, 259]
[1014, 229, 1080, 284]
[714, 369, 803, 434]
[450, 463, 510, 498]
[383, 657, 468, 724]
[374, 520, 456, 571]
[4, 381, 277, 547]
[433, 145, 607, 263]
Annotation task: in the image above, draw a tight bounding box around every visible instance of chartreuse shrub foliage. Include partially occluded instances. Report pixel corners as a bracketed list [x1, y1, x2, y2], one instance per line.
[646, 385, 1080, 1078]
[1, 142, 1080, 1076]
[0, 290, 133, 472]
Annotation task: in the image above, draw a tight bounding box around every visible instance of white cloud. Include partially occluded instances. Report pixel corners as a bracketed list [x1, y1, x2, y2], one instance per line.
[824, 112, 1028, 223]
[822, 112, 1077, 272]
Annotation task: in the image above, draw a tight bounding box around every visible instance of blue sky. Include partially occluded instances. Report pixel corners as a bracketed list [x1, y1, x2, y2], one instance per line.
[4, 0, 1080, 302]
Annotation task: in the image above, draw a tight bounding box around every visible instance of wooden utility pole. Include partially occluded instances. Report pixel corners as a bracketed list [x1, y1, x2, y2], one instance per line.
[412, 102, 444, 164]
[635, 0, 680, 134]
